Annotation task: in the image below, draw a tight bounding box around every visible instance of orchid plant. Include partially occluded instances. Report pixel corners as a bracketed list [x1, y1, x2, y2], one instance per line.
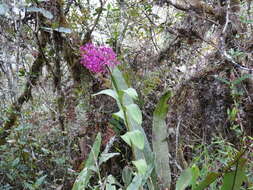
[73, 43, 157, 190]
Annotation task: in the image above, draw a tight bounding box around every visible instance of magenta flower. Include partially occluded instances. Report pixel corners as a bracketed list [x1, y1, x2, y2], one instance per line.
[80, 43, 120, 73]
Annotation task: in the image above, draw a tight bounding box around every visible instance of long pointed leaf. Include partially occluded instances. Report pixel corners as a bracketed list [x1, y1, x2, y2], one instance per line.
[152, 91, 172, 189]
[72, 133, 102, 190]
[193, 172, 220, 190]
[221, 158, 247, 190]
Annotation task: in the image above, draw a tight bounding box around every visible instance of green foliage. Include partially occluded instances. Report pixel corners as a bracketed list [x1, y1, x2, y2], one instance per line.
[91, 67, 158, 189]
[0, 122, 74, 190]
[111, 68, 155, 163]
[121, 130, 144, 150]
[122, 166, 133, 187]
[125, 104, 142, 125]
[220, 158, 247, 190]
[176, 166, 198, 190]
[176, 155, 249, 190]
[72, 133, 102, 190]
[142, 74, 161, 96]
[132, 159, 147, 175]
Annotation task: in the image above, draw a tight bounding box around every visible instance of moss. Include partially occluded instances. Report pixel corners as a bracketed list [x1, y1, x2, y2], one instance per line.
[142, 75, 162, 96]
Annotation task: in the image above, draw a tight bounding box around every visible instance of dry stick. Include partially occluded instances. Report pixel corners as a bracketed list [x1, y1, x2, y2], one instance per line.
[82, 0, 105, 45]
[175, 116, 181, 163]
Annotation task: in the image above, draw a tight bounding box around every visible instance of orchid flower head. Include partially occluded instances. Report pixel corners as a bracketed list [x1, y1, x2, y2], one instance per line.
[80, 43, 120, 73]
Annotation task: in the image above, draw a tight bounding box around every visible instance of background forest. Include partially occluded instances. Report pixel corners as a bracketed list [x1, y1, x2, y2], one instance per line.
[0, 0, 253, 189]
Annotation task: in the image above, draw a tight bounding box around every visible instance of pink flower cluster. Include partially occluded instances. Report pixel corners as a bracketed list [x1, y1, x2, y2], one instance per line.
[80, 43, 120, 73]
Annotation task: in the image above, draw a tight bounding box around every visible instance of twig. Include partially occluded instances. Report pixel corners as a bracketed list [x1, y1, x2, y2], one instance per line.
[175, 116, 181, 162]
[222, 51, 253, 72]
[218, 0, 253, 72]
[222, 0, 231, 35]
[90, 0, 105, 35]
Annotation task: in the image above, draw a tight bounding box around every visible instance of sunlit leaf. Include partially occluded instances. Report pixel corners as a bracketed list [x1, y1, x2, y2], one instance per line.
[99, 153, 120, 165]
[112, 110, 125, 121]
[126, 174, 143, 190]
[191, 164, 200, 188]
[123, 88, 138, 100]
[132, 159, 147, 175]
[126, 104, 142, 125]
[93, 89, 118, 101]
[121, 130, 144, 150]
[112, 67, 158, 188]
[176, 167, 193, 190]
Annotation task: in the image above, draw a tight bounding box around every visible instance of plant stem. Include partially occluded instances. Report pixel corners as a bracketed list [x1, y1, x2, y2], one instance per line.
[107, 66, 130, 131]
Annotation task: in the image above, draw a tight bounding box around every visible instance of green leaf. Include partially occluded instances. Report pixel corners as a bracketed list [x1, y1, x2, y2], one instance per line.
[112, 67, 128, 90]
[126, 175, 143, 190]
[106, 184, 116, 190]
[126, 104, 142, 125]
[176, 167, 193, 190]
[23, 182, 34, 190]
[140, 162, 156, 187]
[35, 175, 47, 186]
[72, 133, 101, 190]
[12, 158, 20, 167]
[214, 76, 230, 85]
[232, 74, 251, 85]
[122, 166, 133, 186]
[26, 7, 53, 19]
[99, 153, 120, 165]
[123, 88, 138, 100]
[93, 89, 118, 101]
[132, 159, 148, 175]
[152, 91, 172, 189]
[193, 172, 220, 190]
[84, 133, 101, 167]
[241, 19, 253, 23]
[112, 67, 158, 189]
[191, 165, 200, 188]
[153, 91, 172, 118]
[221, 158, 247, 190]
[106, 175, 122, 190]
[221, 171, 246, 190]
[72, 168, 89, 190]
[121, 130, 144, 150]
[112, 110, 125, 121]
